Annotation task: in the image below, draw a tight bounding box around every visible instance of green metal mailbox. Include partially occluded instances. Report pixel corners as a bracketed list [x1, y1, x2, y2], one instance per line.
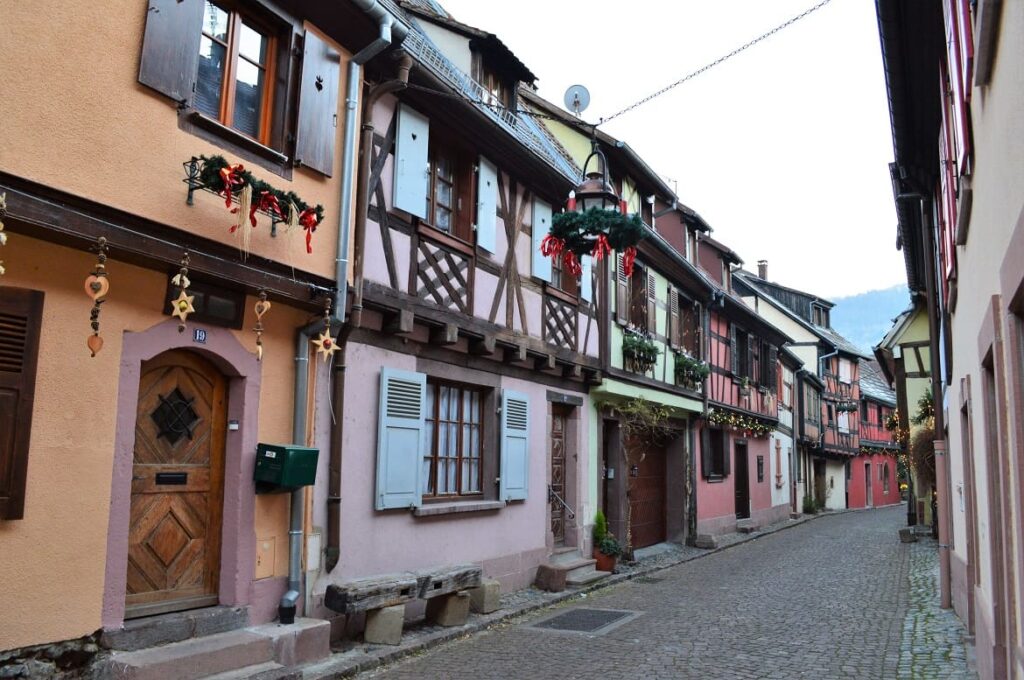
[254, 443, 319, 493]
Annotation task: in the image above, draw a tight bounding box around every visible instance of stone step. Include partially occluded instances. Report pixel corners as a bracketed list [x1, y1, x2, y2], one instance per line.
[205, 661, 300, 680]
[736, 519, 759, 534]
[535, 557, 598, 592]
[549, 547, 579, 565]
[565, 568, 611, 587]
[100, 606, 250, 651]
[105, 630, 274, 680]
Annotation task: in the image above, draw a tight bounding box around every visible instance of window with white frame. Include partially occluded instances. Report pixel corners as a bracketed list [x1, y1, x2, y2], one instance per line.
[838, 358, 852, 384]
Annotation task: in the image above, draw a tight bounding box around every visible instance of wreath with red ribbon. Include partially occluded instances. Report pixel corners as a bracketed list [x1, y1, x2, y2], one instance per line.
[542, 207, 647, 277]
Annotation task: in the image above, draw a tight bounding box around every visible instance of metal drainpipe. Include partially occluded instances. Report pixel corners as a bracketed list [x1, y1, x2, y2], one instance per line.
[281, 1, 405, 619]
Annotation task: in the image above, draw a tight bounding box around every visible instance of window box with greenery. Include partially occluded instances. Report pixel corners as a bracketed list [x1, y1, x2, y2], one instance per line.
[622, 326, 659, 374]
[674, 350, 709, 390]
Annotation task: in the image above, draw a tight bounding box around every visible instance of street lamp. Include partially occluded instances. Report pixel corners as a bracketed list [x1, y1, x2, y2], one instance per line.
[567, 144, 621, 213]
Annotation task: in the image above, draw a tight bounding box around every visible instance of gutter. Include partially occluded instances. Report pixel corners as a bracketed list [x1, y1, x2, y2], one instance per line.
[282, 0, 407, 622]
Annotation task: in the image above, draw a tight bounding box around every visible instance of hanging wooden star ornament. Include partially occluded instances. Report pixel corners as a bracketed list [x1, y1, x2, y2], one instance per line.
[85, 237, 109, 356]
[253, 290, 271, 361]
[171, 252, 192, 332]
[311, 299, 338, 362]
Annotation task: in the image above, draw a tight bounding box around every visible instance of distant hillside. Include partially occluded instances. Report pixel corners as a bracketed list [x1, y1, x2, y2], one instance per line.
[830, 285, 910, 354]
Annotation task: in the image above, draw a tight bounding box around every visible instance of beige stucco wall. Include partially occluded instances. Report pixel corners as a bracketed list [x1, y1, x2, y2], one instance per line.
[418, 22, 473, 75]
[0, 235, 301, 650]
[945, 1, 1024, 663]
[0, 1, 354, 281]
[741, 295, 818, 370]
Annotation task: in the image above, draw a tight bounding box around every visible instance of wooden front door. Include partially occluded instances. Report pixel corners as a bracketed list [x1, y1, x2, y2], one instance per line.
[549, 409, 568, 546]
[126, 350, 227, 618]
[864, 463, 873, 507]
[628, 437, 666, 550]
[734, 442, 750, 519]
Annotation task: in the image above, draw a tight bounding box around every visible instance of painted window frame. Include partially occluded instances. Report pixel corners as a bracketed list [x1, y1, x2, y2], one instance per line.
[422, 379, 488, 500]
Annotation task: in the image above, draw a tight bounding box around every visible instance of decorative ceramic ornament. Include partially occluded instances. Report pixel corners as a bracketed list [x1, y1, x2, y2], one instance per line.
[253, 291, 270, 361]
[171, 290, 196, 322]
[85, 237, 109, 356]
[312, 329, 339, 362]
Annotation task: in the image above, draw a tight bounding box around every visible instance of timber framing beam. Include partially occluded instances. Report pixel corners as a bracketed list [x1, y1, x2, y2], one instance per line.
[0, 172, 333, 309]
[429, 323, 460, 346]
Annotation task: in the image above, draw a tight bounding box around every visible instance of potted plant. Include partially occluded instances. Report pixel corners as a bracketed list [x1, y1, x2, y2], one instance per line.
[592, 510, 622, 572]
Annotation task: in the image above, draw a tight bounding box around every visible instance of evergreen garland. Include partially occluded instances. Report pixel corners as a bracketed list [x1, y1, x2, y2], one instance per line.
[198, 155, 325, 226]
[549, 207, 647, 256]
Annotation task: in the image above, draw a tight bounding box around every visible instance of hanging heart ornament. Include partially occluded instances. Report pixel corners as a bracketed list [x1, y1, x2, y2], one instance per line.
[254, 299, 271, 319]
[84, 275, 110, 300]
[87, 334, 104, 357]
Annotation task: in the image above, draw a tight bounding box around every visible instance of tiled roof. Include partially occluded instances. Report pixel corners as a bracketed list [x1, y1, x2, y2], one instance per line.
[859, 359, 897, 406]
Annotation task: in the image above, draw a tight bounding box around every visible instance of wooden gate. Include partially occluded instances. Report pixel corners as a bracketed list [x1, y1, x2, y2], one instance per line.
[628, 437, 666, 549]
[126, 350, 227, 618]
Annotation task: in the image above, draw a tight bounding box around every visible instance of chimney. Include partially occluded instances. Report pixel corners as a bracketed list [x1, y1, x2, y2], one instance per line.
[757, 259, 768, 280]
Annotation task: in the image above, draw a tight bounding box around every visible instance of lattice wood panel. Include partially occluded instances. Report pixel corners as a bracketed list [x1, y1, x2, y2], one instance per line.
[416, 240, 470, 313]
[543, 295, 577, 351]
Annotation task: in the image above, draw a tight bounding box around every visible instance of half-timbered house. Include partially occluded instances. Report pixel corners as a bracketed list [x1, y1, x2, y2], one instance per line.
[853, 359, 901, 509]
[310, 0, 602, 617]
[695, 242, 790, 536]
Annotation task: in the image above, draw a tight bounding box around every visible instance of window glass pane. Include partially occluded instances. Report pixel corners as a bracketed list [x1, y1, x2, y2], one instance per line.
[437, 182, 452, 208]
[203, 2, 229, 42]
[232, 59, 265, 138]
[238, 22, 268, 64]
[196, 35, 226, 119]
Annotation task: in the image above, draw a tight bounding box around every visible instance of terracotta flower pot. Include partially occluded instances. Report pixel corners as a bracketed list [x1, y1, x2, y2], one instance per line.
[593, 548, 617, 572]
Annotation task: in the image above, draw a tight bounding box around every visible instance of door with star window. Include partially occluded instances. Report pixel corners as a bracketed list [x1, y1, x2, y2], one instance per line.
[126, 350, 227, 618]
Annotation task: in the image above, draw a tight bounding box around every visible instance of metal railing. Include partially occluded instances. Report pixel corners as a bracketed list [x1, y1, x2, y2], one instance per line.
[548, 484, 576, 520]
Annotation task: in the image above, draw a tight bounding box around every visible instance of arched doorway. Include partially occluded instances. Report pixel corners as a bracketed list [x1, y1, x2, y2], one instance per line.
[125, 349, 228, 618]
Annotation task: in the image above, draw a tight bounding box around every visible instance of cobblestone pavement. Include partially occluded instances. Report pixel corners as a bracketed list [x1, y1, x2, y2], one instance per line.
[899, 536, 974, 678]
[362, 506, 974, 680]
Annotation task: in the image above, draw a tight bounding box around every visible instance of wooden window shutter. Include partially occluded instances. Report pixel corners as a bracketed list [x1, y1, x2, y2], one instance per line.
[695, 303, 704, 358]
[500, 390, 530, 501]
[476, 156, 499, 252]
[375, 368, 426, 510]
[729, 326, 738, 375]
[669, 288, 681, 349]
[295, 29, 341, 177]
[767, 345, 778, 393]
[531, 200, 553, 283]
[646, 271, 657, 334]
[0, 288, 44, 520]
[580, 255, 594, 303]
[700, 427, 712, 479]
[137, 0, 205, 104]
[393, 104, 430, 218]
[746, 334, 755, 379]
[614, 253, 629, 326]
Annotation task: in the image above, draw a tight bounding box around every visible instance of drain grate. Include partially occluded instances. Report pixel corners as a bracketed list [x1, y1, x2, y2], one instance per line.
[528, 608, 635, 634]
[634, 576, 664, 584]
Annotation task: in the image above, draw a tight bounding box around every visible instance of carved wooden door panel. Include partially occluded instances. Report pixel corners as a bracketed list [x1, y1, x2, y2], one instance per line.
[126, 350, 227, 618]
[550, 411, 567, 546]
[628, 437, 667, 550]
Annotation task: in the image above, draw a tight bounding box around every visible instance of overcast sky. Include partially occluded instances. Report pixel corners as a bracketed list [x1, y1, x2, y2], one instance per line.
[435, 0, 902, 299]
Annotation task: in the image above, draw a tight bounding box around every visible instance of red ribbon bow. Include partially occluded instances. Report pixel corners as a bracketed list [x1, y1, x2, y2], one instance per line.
[250, 191, 283, 228]
[591, 234, 611, 261]
[622, 246, 638, 278]
[540, 234, 565, 258]
[219, 163, 245, 208]
[299, 208, 318, 254]
[563, 250, 582, 277]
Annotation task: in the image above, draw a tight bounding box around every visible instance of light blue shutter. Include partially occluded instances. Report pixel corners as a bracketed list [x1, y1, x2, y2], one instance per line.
[393, 104, 430, 218]
[531, 200, 552, 283]
[500, 390, 530, 501]
[375, 368, 426, 510]
[476, 156, 498, 252]
[580, 255, 594, 302]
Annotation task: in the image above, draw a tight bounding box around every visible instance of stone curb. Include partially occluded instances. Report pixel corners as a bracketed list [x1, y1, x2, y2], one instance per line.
[303, 507, 877, 679]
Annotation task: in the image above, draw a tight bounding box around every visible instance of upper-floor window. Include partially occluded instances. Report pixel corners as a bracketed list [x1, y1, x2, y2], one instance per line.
[551, 251, 579, 297]
[474, 60, 512, 109]
[629, 263, 649, 330]
[734, 328, 750, 378]
[782, 370, 793, 408]
[838, 410, 850, 434]
[812, 304, 830, 327]
[861, 400, 869, 422]
[804, 386, 820, 424]
[425, 137, 474, 243]
[838, 358, 853, 384]
[197, 2, 276, 144]
[877, 404, 884, 425]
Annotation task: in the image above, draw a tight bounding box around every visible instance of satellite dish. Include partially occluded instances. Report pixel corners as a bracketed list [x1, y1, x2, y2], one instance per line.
[563, 84, 591, 116]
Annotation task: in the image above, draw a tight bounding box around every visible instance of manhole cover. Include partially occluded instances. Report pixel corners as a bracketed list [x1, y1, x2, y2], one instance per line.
[527, 608, 638, 635]
[634, 577, 664, 584]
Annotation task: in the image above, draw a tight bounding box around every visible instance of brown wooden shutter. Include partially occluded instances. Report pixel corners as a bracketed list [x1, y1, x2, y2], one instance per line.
[0, 288, 44, 520]
[669, 288, 681, 349]
[295, 29, 341, 176]
[614, 253, 629, 326]
[695, 303, 704, 359]
[729, 326, 738, 375]
[646, 272, 657, 334]
[700, 426, 712, 479]
[138, 0, 205, 104]
[746, 334, 755, 379]
[767, 345, 778, 393]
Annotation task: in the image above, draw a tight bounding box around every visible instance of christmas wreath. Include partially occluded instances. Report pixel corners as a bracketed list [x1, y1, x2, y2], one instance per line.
[541, 207, 647, 278]
[197, 155, 325, 254]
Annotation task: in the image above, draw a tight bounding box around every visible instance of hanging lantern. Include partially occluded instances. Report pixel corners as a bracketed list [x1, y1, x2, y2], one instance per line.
[570, 145, 620, 213]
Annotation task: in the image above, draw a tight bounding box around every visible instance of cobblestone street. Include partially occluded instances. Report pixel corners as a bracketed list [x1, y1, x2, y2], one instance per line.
[363, 506, 973, 680]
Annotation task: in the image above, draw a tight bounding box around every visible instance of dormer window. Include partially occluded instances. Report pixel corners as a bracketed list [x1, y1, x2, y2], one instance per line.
[812, 304, 829, 327]
[473, 58, 512, 109]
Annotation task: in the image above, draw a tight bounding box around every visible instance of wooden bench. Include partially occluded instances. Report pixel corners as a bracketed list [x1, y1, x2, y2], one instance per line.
[325, 565, 483, 644]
